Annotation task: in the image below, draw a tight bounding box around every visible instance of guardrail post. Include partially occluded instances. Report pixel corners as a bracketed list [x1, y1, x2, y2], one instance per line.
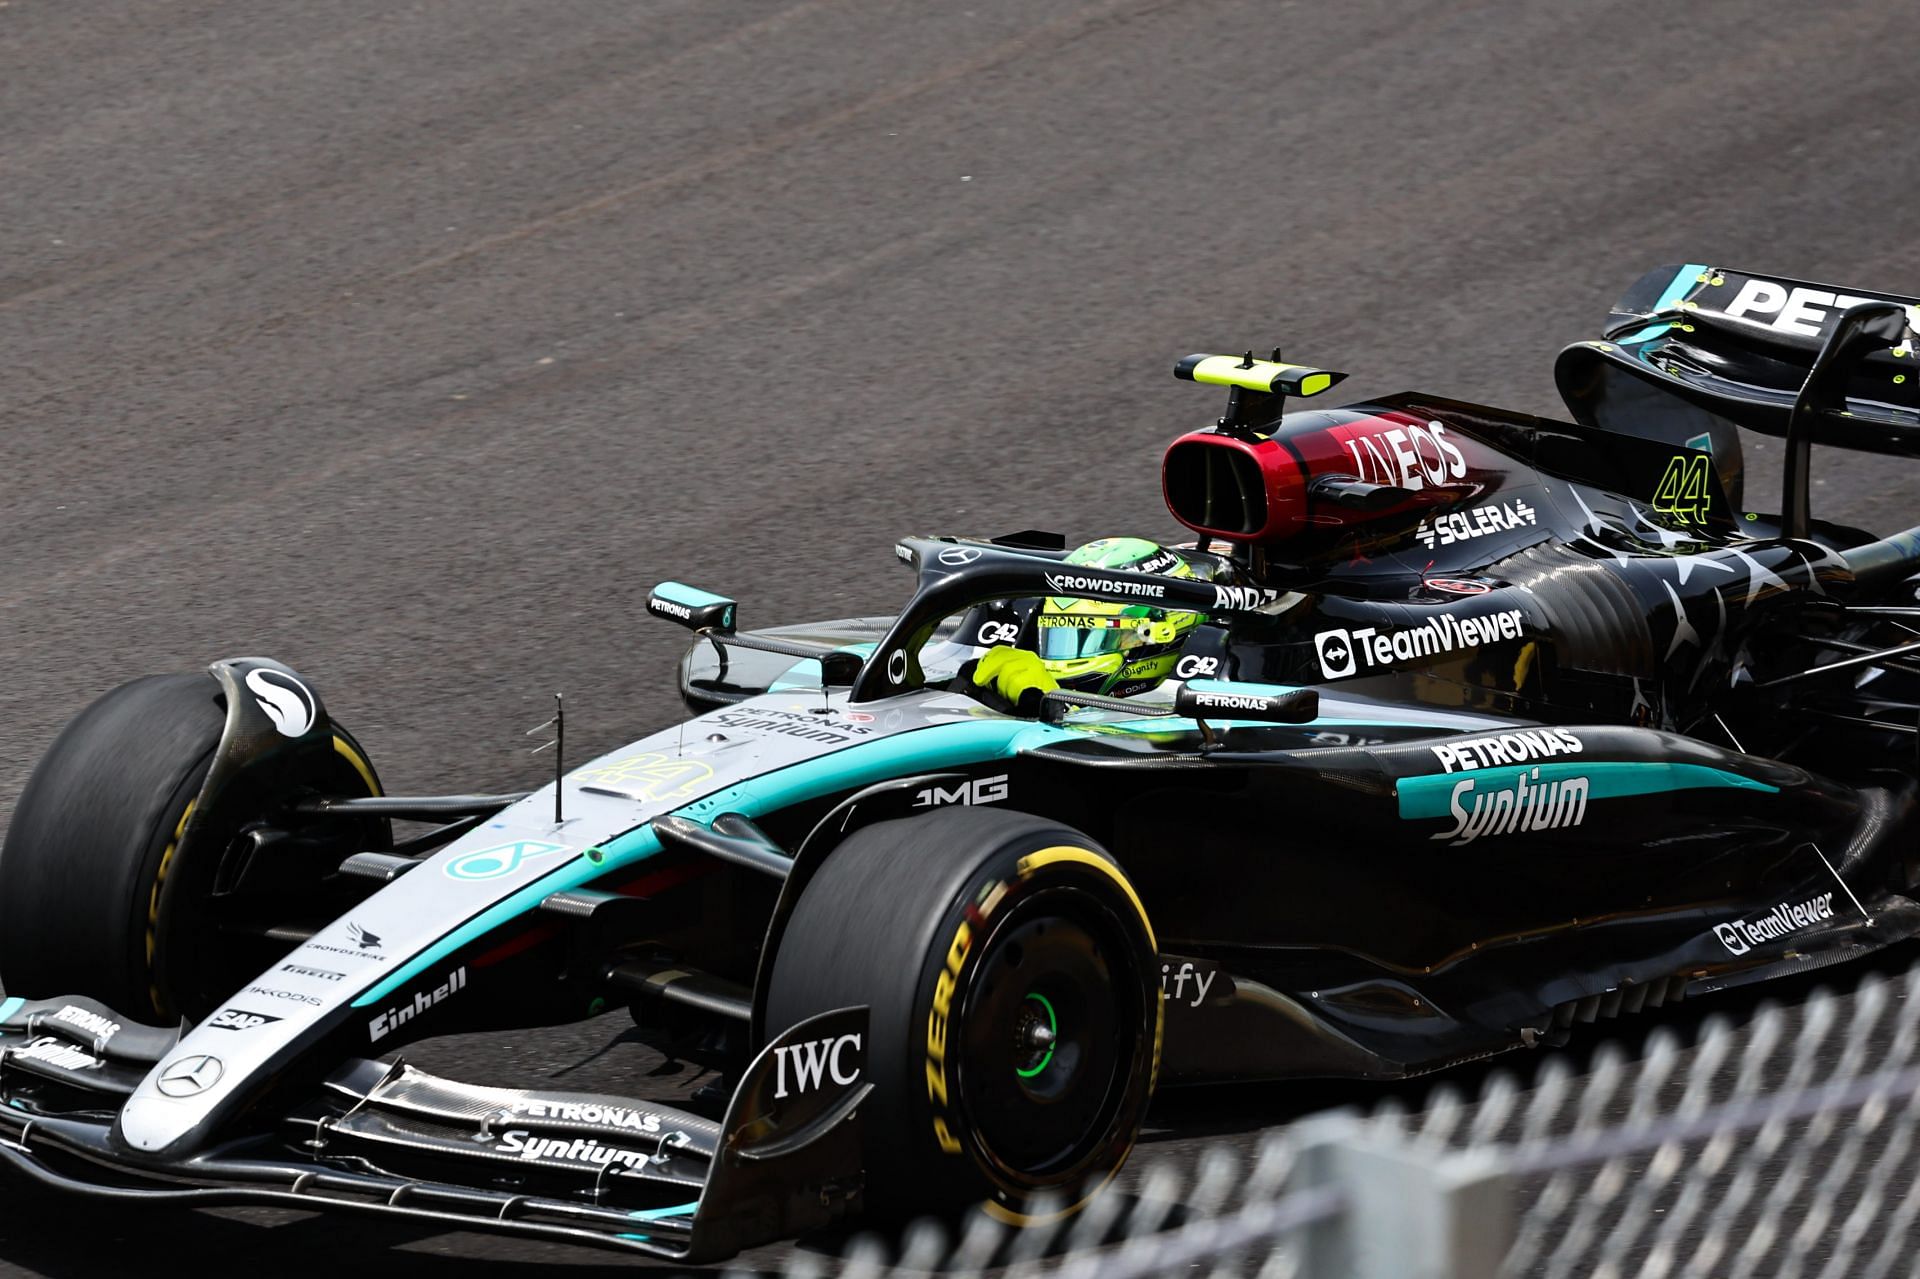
[1291, 1114, 1513, 1279]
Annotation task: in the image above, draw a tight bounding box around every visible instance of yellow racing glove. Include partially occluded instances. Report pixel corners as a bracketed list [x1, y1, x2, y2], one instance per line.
[971, 645, 1059, 711]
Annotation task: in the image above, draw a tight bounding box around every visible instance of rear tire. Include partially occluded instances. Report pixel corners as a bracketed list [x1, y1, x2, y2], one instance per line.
[0, 672, 383, 1020]
[765, 808, 1159, 1224]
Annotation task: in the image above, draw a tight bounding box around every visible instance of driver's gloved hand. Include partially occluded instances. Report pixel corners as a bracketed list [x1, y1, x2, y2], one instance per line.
[967, 646, 1059, 717]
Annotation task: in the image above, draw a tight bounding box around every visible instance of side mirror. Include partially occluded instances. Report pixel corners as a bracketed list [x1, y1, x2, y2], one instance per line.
[648, 582, 738, 633]
[1175, 680, 1320, 736]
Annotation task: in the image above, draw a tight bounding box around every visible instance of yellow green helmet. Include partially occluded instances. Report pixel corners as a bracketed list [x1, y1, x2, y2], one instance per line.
[1035, 538, 1205, 696]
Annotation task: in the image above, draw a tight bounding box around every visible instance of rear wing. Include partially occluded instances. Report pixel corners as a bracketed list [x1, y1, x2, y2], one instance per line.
[1555, 264, 1920, 456]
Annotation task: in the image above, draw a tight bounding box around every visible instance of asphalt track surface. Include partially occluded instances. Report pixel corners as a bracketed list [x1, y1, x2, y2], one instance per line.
[3, 1, 1919, 1274]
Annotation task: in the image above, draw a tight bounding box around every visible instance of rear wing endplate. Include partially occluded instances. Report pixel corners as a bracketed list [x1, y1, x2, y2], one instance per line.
[1556, 263, 1920, 457]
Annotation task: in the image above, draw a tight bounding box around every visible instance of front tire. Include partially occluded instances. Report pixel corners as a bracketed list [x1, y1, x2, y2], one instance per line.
[0, 672, 384, 1019]
[765, 808, 1160, 1224]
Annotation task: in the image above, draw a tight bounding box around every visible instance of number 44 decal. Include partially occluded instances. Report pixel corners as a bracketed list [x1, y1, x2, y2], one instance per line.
[1653, 454, 1713, 522]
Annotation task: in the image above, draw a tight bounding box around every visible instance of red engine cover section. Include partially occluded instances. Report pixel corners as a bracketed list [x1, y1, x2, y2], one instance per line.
[1162, 409, 1485, 543]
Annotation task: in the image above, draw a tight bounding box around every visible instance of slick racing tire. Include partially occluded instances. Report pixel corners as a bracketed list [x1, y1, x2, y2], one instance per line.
[765, 808, 1160, 1225]
[0, 672, 384, 1021]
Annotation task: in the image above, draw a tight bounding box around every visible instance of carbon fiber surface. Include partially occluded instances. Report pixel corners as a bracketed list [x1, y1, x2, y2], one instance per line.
[3, 0, 1918, 1272]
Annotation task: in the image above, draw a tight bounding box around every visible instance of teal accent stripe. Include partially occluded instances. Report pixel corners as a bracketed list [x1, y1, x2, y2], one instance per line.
[670, 718, 1068, 826]
[1397, 760, 1776, 819]
[0, 997, 21, 1023]
[653, 581, 733, 609]
[354, 719, 1071, 1006]
[1653, 263, 1708, 313]
[1619, 262, 1708, 345]
[628, 1201, 699, 1221]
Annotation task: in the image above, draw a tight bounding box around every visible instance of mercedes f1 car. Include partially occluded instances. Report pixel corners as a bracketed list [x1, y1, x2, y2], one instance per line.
[5, 264, 1920, 1262]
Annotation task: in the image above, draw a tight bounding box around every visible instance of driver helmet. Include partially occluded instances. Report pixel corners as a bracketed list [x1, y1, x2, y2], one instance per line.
[1035, 537, 1205, 696]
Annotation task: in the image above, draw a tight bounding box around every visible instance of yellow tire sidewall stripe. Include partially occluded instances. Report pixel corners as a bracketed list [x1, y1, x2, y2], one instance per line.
[332, 733, 383, 797]
[1015, 845, 1156, 951]
[145, 797, 195, 1016]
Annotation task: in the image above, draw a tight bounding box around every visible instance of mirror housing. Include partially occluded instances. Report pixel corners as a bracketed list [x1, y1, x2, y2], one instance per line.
[1175, 680, 1320, 725]
[648, 581, 738, 633]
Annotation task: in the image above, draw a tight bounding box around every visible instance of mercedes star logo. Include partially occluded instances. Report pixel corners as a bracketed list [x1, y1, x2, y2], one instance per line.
[156, 1054, 224, 1098]
[937, 546, 982, 566]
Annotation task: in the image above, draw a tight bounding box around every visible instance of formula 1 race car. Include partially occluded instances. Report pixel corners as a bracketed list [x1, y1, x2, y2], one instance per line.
[5, 264, 1920, 1263]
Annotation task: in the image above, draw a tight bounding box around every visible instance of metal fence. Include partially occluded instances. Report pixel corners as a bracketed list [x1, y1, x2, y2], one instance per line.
[764, 958, 1920, 1278]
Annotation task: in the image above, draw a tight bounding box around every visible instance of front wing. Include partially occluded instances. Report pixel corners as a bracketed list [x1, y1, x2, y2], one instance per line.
[0, 997, 869, 1262]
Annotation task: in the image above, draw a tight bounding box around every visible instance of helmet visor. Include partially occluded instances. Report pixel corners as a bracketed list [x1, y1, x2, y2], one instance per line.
[1036, 617, 1141, 661]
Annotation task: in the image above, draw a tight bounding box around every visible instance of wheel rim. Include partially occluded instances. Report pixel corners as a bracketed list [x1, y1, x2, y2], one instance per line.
[958, 890, 1143, 1180]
